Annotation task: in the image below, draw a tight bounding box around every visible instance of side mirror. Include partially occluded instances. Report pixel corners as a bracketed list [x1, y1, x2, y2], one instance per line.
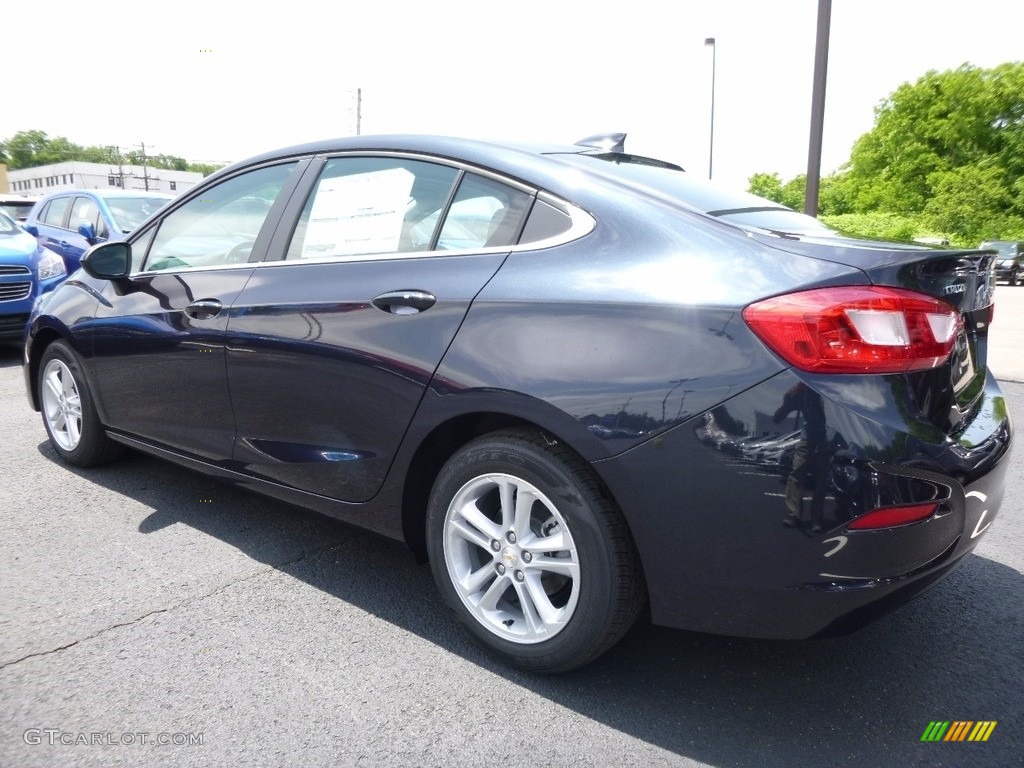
[81, 242, 131, 280]
[77, 221, 97, 243]
[25, 224, 39, 237]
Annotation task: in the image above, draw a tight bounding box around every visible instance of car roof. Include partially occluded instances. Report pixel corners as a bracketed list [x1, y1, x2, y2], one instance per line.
[35, 189, 174, 201]
[231, 134, 587, 165]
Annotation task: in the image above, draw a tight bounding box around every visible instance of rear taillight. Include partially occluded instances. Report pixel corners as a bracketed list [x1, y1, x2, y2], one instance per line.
[847, 503, 939, 530]
[742, 286, 962, 374]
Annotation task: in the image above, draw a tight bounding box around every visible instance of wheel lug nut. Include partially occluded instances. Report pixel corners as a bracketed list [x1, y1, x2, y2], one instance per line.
[506, 532, 516, 544]
[522, 551, 532, 562]
[490, 539, 500, 551]
[496, 563, 506, 575]
[515, 570, 525, 582]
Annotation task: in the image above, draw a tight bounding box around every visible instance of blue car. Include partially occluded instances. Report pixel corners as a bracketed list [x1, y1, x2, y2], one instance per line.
[24, 189, 171, 273]
[0, 211, 66, 341]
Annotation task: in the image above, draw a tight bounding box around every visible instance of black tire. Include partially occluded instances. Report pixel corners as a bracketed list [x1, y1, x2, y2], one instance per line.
[426, 428, 646, 673]
[38, 341, 125, 467]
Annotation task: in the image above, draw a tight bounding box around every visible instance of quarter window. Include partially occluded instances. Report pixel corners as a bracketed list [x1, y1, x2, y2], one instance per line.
[142, 162, 297, 272]
[519, 198, 574, 243]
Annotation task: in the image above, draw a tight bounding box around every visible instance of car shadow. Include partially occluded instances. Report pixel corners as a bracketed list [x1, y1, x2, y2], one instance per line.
[33, 439, 1023, 767]
[0, 342, 24, 369]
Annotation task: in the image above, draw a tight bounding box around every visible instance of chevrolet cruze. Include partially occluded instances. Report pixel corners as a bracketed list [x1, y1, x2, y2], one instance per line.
[24, 134, 1012, 672]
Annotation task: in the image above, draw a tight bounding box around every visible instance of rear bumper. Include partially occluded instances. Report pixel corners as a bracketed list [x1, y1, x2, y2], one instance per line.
[593, 367, 1012, 639]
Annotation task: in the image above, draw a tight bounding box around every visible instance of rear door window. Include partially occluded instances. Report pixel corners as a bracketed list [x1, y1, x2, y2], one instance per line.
[286, 157, 459, 260]
[435, 173, 531, 250]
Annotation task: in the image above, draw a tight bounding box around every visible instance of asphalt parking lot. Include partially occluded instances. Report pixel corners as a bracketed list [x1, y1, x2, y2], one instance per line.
[1, 286, 1022, 768]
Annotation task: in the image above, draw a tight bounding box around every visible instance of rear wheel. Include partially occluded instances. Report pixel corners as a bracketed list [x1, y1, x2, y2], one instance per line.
[426, 428, 645, 673]
[39, 341, 124, 467]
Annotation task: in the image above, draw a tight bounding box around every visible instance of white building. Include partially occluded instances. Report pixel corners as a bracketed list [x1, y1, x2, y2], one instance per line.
[7, 161, 203, 196]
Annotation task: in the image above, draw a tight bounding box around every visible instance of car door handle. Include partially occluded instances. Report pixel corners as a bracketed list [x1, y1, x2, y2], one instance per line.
[184, 299, 224, 319]
[372, 290, 436, 315]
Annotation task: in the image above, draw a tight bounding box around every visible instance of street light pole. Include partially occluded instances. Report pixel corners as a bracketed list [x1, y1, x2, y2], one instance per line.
[705, 37, 716, 180]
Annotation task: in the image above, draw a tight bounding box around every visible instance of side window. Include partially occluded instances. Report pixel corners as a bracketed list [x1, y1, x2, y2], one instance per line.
[435, 174, 532, 250]
[70, 197, 103, 237]
[519, 198, 574, 244]
[287, 157, 458, 260]
[144, 163, 297, 272]
[41, 197, 71, 228]
[130, 228, 156, 272]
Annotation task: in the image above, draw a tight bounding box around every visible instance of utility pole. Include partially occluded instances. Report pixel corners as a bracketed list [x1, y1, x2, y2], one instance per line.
[135, 142, 153, 191]
[108, 145, 129, 189]
[356, 88, 362, 136]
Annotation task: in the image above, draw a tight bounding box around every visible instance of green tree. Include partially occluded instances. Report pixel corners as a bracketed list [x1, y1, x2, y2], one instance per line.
[843, 63, 1024, 229]
[748, 172, 784, 203]
[2, 129, 54, 169]
[187, 162, 223, 176]
[747, 172, 809, 211]
[779, 174, 806, 211]
[1, 130, 225, 177]
[749, 62, 1024, 244]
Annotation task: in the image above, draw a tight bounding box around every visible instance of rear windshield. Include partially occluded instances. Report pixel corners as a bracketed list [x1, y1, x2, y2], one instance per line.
[553, 153, 834, 235]
[980, 242, 1020, 257]
[0, 201, 34, 221]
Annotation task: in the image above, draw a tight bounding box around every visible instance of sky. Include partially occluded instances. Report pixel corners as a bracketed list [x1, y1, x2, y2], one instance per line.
[3, 0, 1022, 191]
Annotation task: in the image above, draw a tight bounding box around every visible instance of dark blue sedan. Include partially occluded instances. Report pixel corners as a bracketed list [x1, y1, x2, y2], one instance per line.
[23, 135, 1012, 672]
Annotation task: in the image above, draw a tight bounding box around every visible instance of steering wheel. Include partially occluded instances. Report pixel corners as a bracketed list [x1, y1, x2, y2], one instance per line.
[225, 241, 256, 264]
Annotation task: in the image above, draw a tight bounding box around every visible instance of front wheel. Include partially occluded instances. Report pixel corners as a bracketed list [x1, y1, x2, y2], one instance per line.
[426, 429, 645, 673]
[39, 341, 124, 467]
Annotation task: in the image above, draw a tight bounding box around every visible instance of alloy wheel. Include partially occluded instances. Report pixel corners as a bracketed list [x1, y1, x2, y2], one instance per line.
[41, 358, 83, 452]
[442, 473, 580, 643]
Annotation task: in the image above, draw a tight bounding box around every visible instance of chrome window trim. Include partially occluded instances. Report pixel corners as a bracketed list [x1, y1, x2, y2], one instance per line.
[127, 199, 595, 277]
[254, 198, 593, 270]
[128, 261, 258, 278]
